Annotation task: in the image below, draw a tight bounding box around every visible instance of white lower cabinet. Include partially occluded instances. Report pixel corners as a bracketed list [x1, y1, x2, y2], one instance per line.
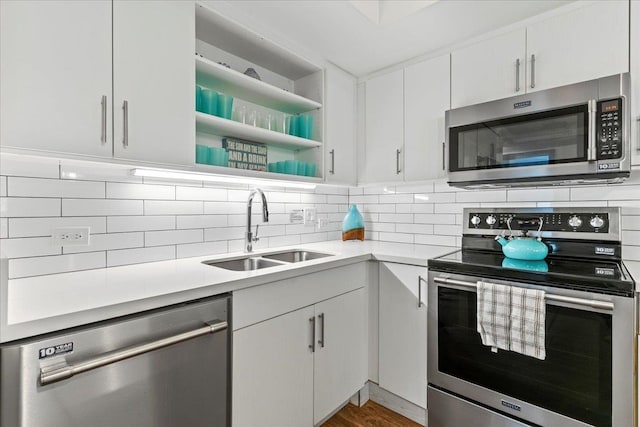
[232, 264, 367, 427]
[378, 262, 427, 409]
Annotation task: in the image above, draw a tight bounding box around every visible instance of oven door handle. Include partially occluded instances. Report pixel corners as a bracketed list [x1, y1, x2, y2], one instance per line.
[39, 319, 228, 386]
[433, 277, 614, 311]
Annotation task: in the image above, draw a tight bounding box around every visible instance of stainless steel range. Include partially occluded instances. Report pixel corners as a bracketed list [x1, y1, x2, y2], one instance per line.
[427, 207, 636, 427]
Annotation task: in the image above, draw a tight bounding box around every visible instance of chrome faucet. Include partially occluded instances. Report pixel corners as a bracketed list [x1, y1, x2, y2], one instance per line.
[245, 188, 269, 253]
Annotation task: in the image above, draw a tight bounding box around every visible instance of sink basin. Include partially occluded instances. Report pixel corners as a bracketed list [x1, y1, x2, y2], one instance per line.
[204, 257, 285, 271]
[262, 250, 332, 263]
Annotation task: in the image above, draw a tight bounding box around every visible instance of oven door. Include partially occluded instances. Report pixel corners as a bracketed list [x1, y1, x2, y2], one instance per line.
[427, 272, 635, 427]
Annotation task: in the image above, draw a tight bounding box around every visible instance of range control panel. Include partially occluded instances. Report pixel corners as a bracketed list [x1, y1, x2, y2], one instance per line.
[467, 212, 609, 233]
[597, 98, 623, 160]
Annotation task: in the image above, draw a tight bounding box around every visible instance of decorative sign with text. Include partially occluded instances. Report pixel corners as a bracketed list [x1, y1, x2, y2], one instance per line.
[222, 138, 268, 172]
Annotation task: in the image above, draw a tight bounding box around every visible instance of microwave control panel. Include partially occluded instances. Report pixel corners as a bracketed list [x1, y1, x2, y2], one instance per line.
[596, 98, 622, 160]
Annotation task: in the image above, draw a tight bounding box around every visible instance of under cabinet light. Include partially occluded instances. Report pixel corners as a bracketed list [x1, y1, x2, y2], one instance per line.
[131, 168, 317, 190]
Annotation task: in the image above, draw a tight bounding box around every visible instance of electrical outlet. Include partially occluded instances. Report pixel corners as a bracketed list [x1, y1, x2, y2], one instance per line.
[52, 227, 90, 246]
[303, 207, 317, 225]
[317, 218, 328, 229]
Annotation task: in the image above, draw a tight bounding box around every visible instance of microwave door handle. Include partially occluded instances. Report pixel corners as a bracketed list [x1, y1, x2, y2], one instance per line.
[588, 99, 597, 161]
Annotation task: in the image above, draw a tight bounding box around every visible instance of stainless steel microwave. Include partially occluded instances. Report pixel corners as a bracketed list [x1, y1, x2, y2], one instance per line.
[445, 73, 631, 188]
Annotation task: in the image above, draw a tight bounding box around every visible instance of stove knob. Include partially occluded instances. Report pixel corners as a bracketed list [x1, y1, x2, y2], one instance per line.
[486, 215, 497, 226]
[568, 215, 583, 228]
[471, 215, 481, 226]
[590, 216, 605, 228]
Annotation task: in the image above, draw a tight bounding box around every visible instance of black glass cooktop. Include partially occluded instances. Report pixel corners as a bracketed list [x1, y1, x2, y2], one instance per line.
[428, 249, 635, 297]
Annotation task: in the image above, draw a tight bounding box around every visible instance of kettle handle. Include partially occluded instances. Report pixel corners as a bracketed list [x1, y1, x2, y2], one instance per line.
[507, 216, 544, 238]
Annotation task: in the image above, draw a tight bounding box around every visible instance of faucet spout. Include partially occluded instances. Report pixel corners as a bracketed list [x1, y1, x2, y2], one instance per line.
[246, 188, 269, 253]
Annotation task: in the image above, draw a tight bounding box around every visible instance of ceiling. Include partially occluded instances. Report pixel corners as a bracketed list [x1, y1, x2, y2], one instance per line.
[207, 0, 572, 77]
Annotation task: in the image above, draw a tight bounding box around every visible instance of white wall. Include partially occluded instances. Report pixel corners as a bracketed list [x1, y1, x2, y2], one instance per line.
[0, 154, 347, 279]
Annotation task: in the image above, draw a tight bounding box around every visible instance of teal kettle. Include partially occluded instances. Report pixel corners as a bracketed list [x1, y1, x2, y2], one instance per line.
[495, 235, 549, 260]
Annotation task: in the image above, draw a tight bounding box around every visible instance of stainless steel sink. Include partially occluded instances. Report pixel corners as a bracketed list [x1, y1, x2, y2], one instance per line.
[203, 257, 285, 271]
[261, 250, 332, 263]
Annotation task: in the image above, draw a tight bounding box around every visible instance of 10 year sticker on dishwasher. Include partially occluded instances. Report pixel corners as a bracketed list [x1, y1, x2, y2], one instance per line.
[39, 342, 73, 359]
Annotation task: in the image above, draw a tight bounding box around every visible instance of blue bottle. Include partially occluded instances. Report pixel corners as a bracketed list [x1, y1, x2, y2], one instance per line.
[342, 204, 364, 241]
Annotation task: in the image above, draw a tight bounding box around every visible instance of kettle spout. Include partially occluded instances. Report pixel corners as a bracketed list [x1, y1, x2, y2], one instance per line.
[494, 235, 508, 247]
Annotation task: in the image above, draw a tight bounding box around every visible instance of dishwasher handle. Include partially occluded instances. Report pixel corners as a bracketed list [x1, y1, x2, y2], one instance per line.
[40, 319, 228, 386]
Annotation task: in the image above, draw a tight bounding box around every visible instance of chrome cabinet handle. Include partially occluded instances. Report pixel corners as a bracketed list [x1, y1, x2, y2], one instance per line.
[122, 100, 129, 147]
[40, 319, 228, 386]
[329, 149, 335, 175]
[515, 58, 520, 92]
[309, 316, 316, 352]
[418, 275, 427, 308]
[396, 148, 401, 174]
[433, 277, 614, 311]
[530, 54, 536, 89]
[100, 95, 107, 144]
[318, 313, 325, 348]
[442, 142, 445, 171]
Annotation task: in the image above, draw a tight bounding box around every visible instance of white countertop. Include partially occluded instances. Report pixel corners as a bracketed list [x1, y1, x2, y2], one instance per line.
[1, 241, 455, 343]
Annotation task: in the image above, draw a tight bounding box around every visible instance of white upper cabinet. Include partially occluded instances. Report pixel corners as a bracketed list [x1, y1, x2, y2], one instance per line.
[113, 0, 195, 166]
[324, 64, 357, 185]
[526, 1, 629, 93]
[0, 1, 113, 157]
[631, 0, 640, 166]
[364, 69, 405, 183]
[404, 54, 450, 181]
[451, 29, 526, 109]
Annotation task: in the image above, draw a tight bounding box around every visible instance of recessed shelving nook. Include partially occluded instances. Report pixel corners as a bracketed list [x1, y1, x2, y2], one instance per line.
[194, 3, 324, 183]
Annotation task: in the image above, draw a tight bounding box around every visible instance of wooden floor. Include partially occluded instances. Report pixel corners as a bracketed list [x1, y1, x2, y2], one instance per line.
[321, 401, 421, 427]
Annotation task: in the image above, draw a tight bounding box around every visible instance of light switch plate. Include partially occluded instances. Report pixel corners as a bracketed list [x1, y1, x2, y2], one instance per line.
[303, 207, 317, 225]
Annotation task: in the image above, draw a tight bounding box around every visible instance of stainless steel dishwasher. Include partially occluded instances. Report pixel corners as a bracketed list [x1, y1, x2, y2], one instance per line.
[0, 294, 230, 427]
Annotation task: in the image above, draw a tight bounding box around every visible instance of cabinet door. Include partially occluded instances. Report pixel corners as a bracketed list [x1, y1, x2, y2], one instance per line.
[631, 0, 640, 166]
[314, 288, 367, 424]
[363, 70, 404, 183]
[233, 306, 314, 427]
[113, 0, 195, 166]
[526, 1, 629, 94]
[451, 29, 526, 108]
[404, 54, 450, 181]
[325, 64, 357, 185]
[379, 262, 427, 409]
[0, 1, 112, 157]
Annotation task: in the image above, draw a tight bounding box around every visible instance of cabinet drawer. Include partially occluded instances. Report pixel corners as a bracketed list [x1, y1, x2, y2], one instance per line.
[233, 262, 367, 330]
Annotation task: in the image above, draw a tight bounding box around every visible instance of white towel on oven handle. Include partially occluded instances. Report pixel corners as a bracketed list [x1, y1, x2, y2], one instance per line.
[510, 286, 546, 360]
[476, 281, 511, 353]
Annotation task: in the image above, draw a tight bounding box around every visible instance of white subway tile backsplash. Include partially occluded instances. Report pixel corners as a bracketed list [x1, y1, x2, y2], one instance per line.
[572, 185, 640, 201]
[378, 213, 413, 223]
[0, 177, 7, 197]
[266, 191, 300, 203]
[456, 190, 506, 203]
[9, 177, 105, 198]
[0, 218, 7, 239]
[327, 195, 349, 204]
[176, 186, 226, 201]
[204, 227, 244, 241]
[176, 215, 227, 230]
[395, 223, 434, 235]
[365, 222, 395, 233]
[350, 195, 379, 204]
[204, 202, 244, 215]
[536, 201, 608, 208]
[285, 224, 317, 235]
[1, 198, 61, 217]
[301, 193, 327, 204]
[414, 214, 456, 224]
[395, 182, 434, 194]
[107, 182, 175, 200]
[434, 203, 467, 214]
[300, 232, 329, 243]
[107, 246, 175, 267]
[177, 241, 227, 259]
[9, 252, 106, 279]
[268, 234, 301, 247]
[622, 216, 640, 231]
[378, 232, 414, 244]
[145, 229, 203, 247]
[349, 187, 363, 196]
[1, 237, 60, 258]
[63, 199, 143, 216]
[413, 192, 456, 203]
[64, 232, 143, 254]
[144, 200, 202, 215]
[360, 204, 396, 213]
[414, 234, 457, 246]
[508, 188, 570, 202]
[433, 224, 463, 236]
[379, 194, 414, 204]
[395, 203, 434, 214]
[622, 230, 640, 246]
[107, 216, 175, 233]
[9, 217, 107, 238]
[622, 245, 640, 261]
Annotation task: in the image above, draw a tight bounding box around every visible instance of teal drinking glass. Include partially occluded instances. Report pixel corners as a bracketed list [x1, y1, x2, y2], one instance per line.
[201, 89, 218, 116]
[306, 163, 316, 177]
[284, 160, 298, 175]
[195, 85, 202, 112]
[216, 94, 234, 120]
[297, 162, 306, 176]
[276, 161, 285, 174]
[209, 147, 229, 166]
[297, 114, 313, 139]
[286, 115, 298, 137]
[267, 163, 276, 173]
[195, 144, 210, 164]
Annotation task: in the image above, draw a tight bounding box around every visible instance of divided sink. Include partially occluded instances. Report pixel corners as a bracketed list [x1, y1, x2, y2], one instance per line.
[203, 250, 333, 272]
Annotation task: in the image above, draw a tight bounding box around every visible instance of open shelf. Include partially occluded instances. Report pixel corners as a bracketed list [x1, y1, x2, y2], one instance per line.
[196, 112, 322, 150]
[196, 56, 321, 114]
[194, 163, 323, 183]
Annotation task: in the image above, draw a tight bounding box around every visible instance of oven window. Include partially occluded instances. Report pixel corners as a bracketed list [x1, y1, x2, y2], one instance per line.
[449, 105, 589, 172]
[438, 287, 612, 427]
